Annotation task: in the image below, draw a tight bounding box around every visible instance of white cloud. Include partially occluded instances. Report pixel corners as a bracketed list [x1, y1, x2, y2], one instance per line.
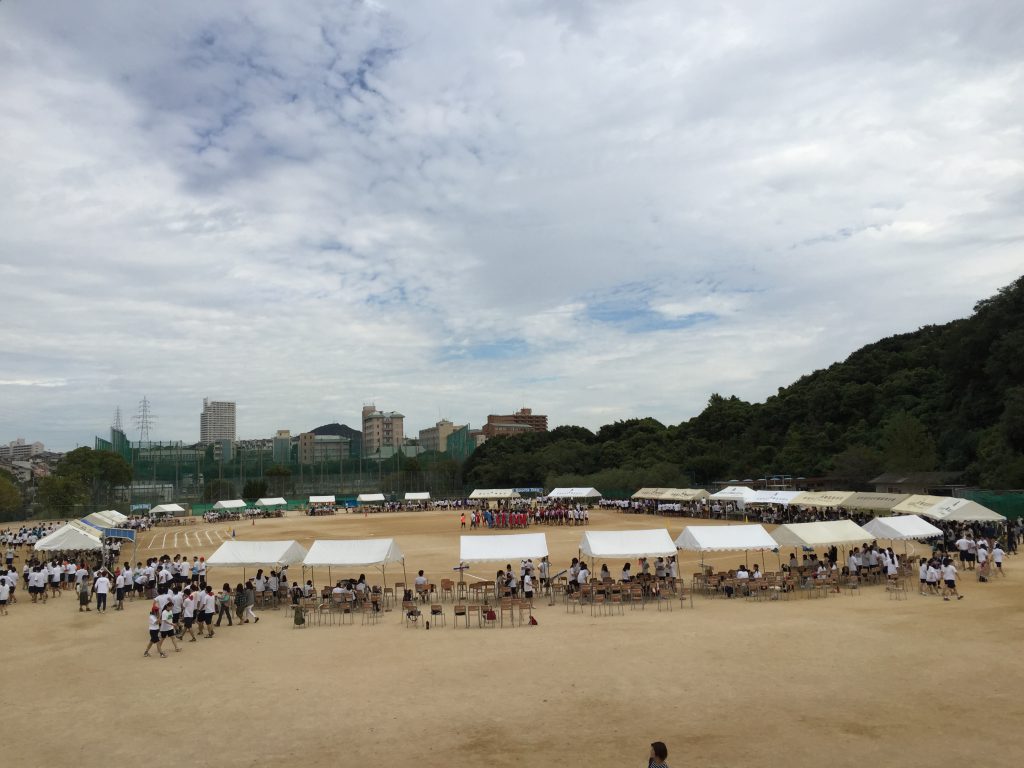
[0, 0, 1021, 449]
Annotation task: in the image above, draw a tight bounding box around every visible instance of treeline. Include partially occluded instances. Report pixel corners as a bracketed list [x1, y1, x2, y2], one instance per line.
[464, 275, 1024, 492]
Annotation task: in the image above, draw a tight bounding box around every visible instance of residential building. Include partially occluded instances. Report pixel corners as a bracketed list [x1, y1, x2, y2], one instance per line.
[200, 399, 236, 444]
[212, 439, 234, 463]
[272, 430, 293, 464]
[483, 407, 547, 438]
[298, 432, 350, 465]
[362, 404, 404, 456]
[418, 419, 464, 453]
[0, 438, 45, 460]
[481, 421, 533, 439]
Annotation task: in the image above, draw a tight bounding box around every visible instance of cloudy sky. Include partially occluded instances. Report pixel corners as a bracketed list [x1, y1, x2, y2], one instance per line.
[1, 1, 1022, 450]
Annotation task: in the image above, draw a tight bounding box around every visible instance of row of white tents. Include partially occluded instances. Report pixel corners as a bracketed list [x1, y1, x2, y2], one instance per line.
[34, 509, 134, 552]
[198, 514, 951, 582]
[632, 487, 1005, 522]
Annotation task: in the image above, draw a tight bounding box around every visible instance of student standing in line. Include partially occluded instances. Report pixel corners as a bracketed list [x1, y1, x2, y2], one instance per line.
[181, 588, 198, 642]
[160, 603, 181, 654]
[93, 571, 110, 613]
[201, 585, 216, 637]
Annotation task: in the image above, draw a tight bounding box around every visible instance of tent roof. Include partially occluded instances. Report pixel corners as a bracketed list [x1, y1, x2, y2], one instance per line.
[579, 529, 677, 559]
[749, 490, 801, 506]
[469, 489, 521, 500]
[675, 524, 778, 552]
[309, 495, 335, 504]
[861, 515, 943, 541]
[97, 509, 128, 523]
[459, 533, 548, 563]
[404, 492, 430, 501]
[547, 487, 603, 499]
[890, 495, 949, 515]
[83, 510, 124, 528]
[356, 493, 386, 503]
[771, 520, 872, 548]
[150, 503, 185, 514]
[206, 540, 308, 567]
[303, 539, 404, 567]
[35, 522, 103, 551]
[710, 486, 758, 502]
[789, 491, 856, 508]
[212, 499, 247, 510]
[843, 492, 911, 511]
[255, 497, 287, 507]
[910, 497, 1006, 522]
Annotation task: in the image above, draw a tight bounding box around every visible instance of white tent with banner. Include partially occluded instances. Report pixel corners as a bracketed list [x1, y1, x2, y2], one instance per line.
[894, 496, 1005, 523]
[770, 520, 872, 548]
[578, 529, 677, 559]
[844, 492, 911, 512]
[547, 487, 603, 500]
[303, 538, 406, 588]
[675, 523, 778, 570]
[309, 495, 335, 504]
[255, 497, 287, 508]
[749, 491, 801, 506]
[213, 499, 247, 511]
[861, 514, 943, 541]
[356, 493, 386, 504]
[206, 540, 308, 572]
[789, 491, 856, 508]
[404, 492, 430, 501]
[150, 503, 186, 516]
[35, 521, 103, 552]
[468, 489, 521, 500]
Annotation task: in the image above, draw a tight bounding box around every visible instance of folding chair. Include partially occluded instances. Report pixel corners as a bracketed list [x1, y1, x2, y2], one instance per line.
[608, 592, 624, 615]
[403, 601, 422, 628]
[467, 604, 481, 628]
[429, 603, 446, 628]
[453, 604, 468, 628]
[499, 599, 515, 627]
[361, 602, 379, 625]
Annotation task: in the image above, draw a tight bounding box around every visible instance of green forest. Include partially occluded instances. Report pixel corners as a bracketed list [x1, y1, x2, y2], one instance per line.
[464, 275, 1024, 494]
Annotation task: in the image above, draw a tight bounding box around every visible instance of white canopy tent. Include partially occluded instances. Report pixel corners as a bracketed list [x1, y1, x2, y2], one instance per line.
[861, 515, 943, 541]
[890, 495, 948, 516]
[35, 521, 103, 552]
[770, 520, 872, 548]
[309, 495, 335, 504]
[356, 493, 386, 504]
[255, 497, 288, 507]
[789, 491, 856, 508]
[907, 497, 1005, 523]
[468, 489, 521, 500]
[98, 509, 128, 523]
[547, 487, 603, 500]
[749, 490, 801, 506]
[83, 510, 126, 528]
[631, 488, 710, 502]
[710, 486, 758, 506]
[843, 492, 910, 512]
[150, 503, 186, 515]
[303, 538, 406, 588]
[675, 524, 778, 552]
[578, 529, 677, 559]
[206, 540, 308, 569]
[404, 492, 430, 501]
[459, 533, 549, 563]
[212, 499, 247, 511]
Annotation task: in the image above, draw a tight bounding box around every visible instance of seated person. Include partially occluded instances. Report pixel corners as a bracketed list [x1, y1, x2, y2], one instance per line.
[414, 570, 429, 600]
[750, 565, 762, 580]
[600, 564, 611, 581]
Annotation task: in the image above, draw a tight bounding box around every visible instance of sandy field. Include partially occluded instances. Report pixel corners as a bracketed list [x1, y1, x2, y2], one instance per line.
[4, 508, 1023, 768]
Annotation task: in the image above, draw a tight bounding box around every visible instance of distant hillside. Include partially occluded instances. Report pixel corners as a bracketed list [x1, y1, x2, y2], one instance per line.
[464, 275, 1024, 491]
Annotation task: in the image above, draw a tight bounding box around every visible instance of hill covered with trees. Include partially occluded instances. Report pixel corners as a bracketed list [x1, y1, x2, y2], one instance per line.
[464, 275, 1024, 494]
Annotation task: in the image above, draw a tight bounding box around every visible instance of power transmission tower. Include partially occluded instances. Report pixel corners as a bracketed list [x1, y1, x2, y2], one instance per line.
[112, 406, 123, 433]
[133, 396, 156, 443]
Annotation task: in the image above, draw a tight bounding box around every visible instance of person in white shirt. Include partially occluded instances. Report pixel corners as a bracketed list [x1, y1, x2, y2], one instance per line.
[523, 572, 533, 600]
[992, 544, 1005, 576]
[93, 571, 111, 612]
[918, 558, 929, 596]
[114, 571, 126, 611]
[144, 606, 162, 657]
[160, 604, 181, 654]
[941, 559, 963, 601]
[926, 561, 941, 595]
[0, 573, 9, 615]
[181, 588, 198, 642]
[577, 563, 590, 587]
[976, 544, 990, 582]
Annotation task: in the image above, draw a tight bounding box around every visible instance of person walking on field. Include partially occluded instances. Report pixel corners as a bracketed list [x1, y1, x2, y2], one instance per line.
[941, 558, 964, 601]
[144, 604, 161, 657]
[215, 583, 233, 627]
[234, 582, 247, 624]
[243, 580, 258, 624]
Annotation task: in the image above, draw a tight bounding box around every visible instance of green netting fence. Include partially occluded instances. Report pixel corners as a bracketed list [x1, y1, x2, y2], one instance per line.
[962, 490, 1024, 521]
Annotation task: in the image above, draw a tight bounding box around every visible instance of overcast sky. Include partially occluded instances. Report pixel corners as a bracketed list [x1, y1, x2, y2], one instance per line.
[1, 1, 1022, 451]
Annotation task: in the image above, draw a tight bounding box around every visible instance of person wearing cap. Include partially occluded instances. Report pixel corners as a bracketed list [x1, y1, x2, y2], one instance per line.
[648, 741, 669, 768]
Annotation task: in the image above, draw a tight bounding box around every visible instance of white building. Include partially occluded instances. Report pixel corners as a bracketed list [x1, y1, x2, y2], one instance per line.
[0, 438, 45, 460]
[362, 404, 404, 456]
[200, 399, 236, 445]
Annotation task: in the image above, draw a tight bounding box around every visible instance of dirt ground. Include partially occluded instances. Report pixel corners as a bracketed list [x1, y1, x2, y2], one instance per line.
[4, 508, 1023, 768]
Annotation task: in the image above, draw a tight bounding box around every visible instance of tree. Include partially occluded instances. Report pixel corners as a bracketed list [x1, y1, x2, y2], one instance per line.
[37, 475, 88, 518]
[242, 479, 268, 500]
[0, 475, 22, 522]
[54, 447, 133, 506]
[880, 412, 937, 472]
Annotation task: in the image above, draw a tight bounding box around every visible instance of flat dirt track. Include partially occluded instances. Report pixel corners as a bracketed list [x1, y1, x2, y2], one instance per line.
[4, 508, 1024, 768]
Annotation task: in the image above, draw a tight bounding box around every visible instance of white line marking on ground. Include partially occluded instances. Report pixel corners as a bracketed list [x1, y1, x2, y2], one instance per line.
[161, 532, 168, 549]
[173, 532, 179, 548]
